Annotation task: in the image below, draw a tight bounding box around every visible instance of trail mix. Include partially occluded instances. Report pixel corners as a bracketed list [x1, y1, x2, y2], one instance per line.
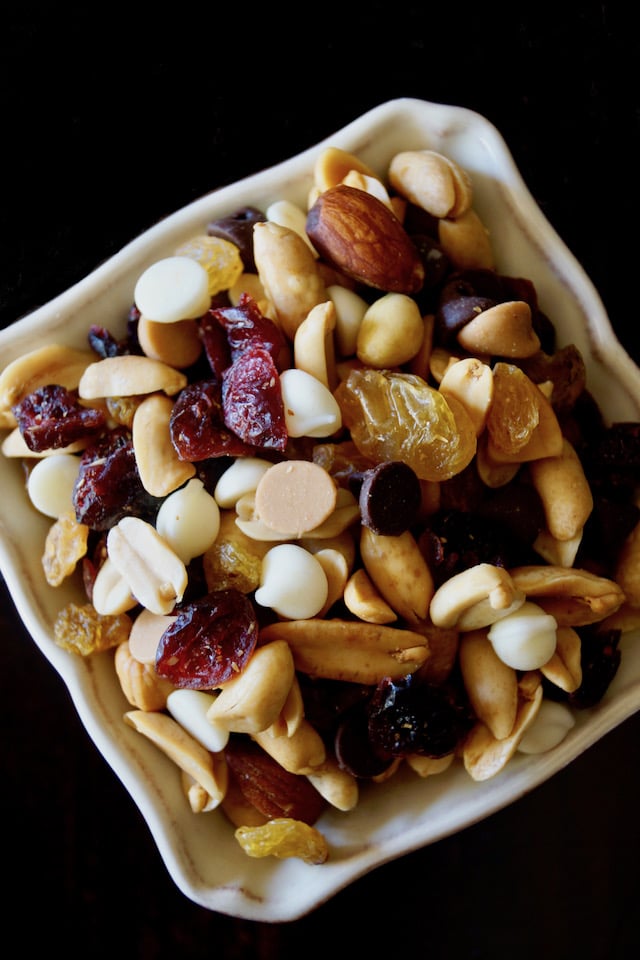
[2, 144, 640, 866]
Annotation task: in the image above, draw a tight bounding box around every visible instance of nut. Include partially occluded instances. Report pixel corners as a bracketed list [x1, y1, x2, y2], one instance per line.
[293, 300, 338, 391]
[206, 640, 296, 734]
[388, 149, 473, 219]
[509, 564, 626, 626]
[107, 516, 188, 615]
[459, 628, 519, 739]
[429, 563, 524, 630]
[0, 343, 97, 425]
[251, 718, 326, 775]
[306, 757, 359, 811]
[438, 208, 495, 270]
[253, 220, 328, 340]
[132, 393, 196, 498]
[360, 526, 434, 624]
[343, 567, 398, 624]
[78, 354, 187, 399]
[462, 672, 543, 781]
[124, 709, 228, 809]
[115, 640, 175, 711]
[258, 618, 429, 684]
[306, 185, 424, 294]
[528, 439, 594, 541]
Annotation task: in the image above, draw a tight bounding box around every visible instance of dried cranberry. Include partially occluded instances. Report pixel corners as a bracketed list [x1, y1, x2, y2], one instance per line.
[222, 345, 288, 451]
[155, 589, 258, 689]
[13, 384, 106, 451]
[170, 380, 256, 461]
[212, 293, 289, 370]
[198, 309, 232, 379]
[73, 427, 160, 530]
[367, 673, 473, 759]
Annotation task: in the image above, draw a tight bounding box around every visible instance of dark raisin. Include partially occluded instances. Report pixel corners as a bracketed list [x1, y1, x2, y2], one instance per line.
[155, 589, 258, 689]
[334, 699, 395, 779]
[222, 345, 288, 451]
[12, 384, 105, 451]
[367, 672, 473, 759]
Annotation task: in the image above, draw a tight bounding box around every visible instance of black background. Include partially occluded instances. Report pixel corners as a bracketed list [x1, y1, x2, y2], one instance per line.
[2, 4, 639, 958]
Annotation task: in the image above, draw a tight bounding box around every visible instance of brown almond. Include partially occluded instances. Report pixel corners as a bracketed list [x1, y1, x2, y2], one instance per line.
[306, 185, 424, 294]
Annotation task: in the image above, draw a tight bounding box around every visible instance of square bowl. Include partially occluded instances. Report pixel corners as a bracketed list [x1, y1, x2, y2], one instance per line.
[1, 97, 640, 922]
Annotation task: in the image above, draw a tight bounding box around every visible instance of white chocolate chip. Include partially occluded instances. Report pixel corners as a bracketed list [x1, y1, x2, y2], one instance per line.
[279, 367, 342, 438]
[166, 689, 230, 753]
[27, 453, 80, 518]
[155, 478, 221, 564]
[213, 456, 272, 509]
[134, 256, 211, 324]
[254, 543, 329, 619]
[487, 600, 558, 670]
[517, 699, 576, 754]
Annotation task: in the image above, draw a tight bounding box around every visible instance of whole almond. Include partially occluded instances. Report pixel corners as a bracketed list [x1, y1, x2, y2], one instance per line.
[306, 185, 424, 294]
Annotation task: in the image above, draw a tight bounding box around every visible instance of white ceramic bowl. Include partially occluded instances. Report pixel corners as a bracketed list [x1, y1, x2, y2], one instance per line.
[2, 98, 640, 922]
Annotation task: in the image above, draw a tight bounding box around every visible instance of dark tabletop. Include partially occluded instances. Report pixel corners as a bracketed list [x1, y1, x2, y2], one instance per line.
[2, 5, 639, 958]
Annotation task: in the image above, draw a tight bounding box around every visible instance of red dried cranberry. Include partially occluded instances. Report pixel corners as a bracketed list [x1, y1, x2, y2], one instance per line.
[13, 384, 106, 451]
[198, 309, 232, 379]
[212, 293, 289, 371]
[222, 345, 287, 451]
[73, 427, 160, 530]
[155, 589, 258, 689]
[170, 380, 256, 461]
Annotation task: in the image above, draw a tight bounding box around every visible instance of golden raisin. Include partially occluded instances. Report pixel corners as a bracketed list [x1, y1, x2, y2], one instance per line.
[485, 362, 541, 456]
[175, 235, 244, 297]
[335, 367, 476, 482]
[42, 512, 89, 587]
[234, 818, 329, 864]
[53, 603, 132, 656]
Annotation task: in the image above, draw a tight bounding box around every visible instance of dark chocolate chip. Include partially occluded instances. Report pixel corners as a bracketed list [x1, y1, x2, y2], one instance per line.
[359, 460, 421, 536]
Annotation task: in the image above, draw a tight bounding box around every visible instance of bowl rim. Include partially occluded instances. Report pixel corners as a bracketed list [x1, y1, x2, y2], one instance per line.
[2, 96, 640, 921]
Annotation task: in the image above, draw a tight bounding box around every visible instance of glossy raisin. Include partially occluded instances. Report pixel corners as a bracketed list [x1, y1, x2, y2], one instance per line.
[334, 699, 395, 779]
[367, 672, 473, 759]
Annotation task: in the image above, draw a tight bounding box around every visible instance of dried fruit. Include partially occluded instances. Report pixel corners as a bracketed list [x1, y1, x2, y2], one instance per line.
[155, 589, 258, 689]
[234, 818, 329, 864]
